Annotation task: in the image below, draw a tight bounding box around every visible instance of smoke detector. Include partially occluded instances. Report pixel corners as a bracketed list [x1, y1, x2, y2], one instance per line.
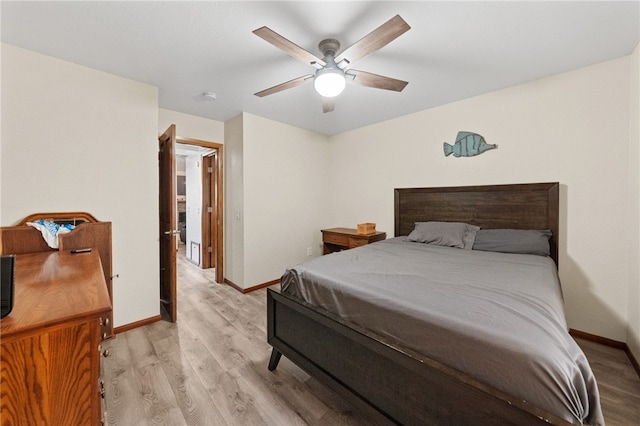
[203, 91, 217, 101]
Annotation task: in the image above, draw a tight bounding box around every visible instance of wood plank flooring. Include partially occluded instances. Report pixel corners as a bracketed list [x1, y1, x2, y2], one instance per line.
[102, 250, 640, 425]
[573, 338, 640, 424]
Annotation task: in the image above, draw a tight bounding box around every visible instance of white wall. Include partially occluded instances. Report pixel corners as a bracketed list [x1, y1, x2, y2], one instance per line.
[159, 108, 224, 143]
[224, 114, 245, 286]
[328, 56, 633, 343]
[226, 113, 330, 289]
[1, 44, 160, 328]
[628, 43, 640, 361]
[0, 44, 3, 226]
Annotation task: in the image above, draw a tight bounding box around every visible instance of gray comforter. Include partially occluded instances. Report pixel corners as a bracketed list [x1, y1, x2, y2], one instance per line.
[281, 237, 603, 425]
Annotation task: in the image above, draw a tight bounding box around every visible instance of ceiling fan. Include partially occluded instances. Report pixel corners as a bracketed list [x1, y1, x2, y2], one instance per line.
[253, 15, 410, 113]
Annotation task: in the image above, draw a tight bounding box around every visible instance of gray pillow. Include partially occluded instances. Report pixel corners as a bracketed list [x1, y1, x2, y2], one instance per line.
[406, 221, 479, 249]
[472, 229, 552, 256]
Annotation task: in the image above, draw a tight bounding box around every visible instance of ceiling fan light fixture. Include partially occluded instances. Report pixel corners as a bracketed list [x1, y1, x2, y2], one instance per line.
[253, 15, 410, 110]
[314, 69, 346, 98]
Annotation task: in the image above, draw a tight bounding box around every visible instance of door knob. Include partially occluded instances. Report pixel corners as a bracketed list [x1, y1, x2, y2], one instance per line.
[164, 230, 179, 235]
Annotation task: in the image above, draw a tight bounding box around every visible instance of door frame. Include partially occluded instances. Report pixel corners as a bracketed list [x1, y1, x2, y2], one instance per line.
[176, 137, 224, 284]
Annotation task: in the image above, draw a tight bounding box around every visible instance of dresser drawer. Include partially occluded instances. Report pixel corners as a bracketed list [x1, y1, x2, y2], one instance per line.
[349, 237, 368, 248]
[323, 232, 350, 246]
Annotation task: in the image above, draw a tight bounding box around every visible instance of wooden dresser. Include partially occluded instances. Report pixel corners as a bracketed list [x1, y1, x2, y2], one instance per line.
[0, 250, 112, 425]
[321, 227, 386, 254]
[0, 212, 114, 337]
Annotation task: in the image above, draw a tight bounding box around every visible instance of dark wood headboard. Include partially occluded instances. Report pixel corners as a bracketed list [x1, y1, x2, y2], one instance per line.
[394, 182, 559, 265]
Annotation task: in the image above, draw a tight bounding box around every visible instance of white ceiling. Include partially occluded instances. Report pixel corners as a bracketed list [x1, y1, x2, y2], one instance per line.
[2, 1, 639, 136]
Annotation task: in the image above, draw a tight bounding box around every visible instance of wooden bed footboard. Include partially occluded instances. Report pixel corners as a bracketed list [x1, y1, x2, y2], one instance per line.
[267, 289, 572, 426]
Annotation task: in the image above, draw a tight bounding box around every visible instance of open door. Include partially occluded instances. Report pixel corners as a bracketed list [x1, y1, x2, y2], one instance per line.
[201, 152, 216, 271]
[159, 125, 177, 322]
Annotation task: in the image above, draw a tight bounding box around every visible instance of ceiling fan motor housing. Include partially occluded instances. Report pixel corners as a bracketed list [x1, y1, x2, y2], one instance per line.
[318, 38, 340, 58]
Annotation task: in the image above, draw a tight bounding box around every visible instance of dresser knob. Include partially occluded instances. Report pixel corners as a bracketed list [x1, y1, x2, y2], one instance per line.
[102, 332, 107, 340]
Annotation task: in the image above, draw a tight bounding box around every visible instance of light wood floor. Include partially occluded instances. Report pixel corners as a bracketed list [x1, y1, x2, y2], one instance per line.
[103, 251, 640, 425]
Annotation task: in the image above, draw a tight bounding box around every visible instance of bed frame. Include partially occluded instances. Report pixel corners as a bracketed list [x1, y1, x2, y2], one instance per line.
[267, 182, 572, 425]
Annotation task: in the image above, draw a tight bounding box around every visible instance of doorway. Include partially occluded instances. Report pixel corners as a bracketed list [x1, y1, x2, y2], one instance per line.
[159, 130, 224, 323]
[175, 138, 223, 283]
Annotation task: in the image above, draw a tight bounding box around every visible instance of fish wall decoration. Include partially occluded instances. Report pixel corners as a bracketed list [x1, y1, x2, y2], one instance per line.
[444, 131, 497, 157]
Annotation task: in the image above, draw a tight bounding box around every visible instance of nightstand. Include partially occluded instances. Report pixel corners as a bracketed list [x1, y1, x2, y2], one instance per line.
[321, 227, 386, 254]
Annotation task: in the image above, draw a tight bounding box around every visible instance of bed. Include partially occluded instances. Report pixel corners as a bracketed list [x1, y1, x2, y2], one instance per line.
[266, 182, 603, 425]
